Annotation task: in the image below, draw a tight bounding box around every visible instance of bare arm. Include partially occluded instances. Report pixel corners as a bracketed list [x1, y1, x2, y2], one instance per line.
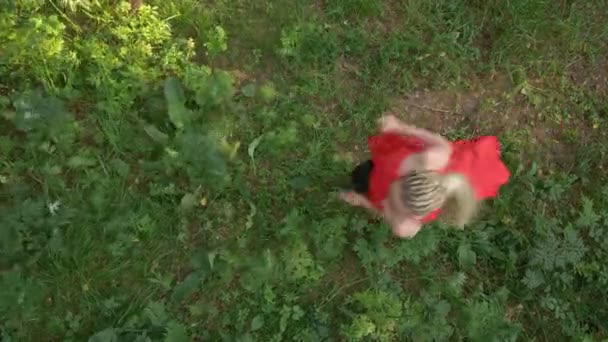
[339, 191, 380, 214]
[380, 114, 452, 172]
[341, 191, 424, 238]
[382, 195, 423, 239]
[390, 216, 422, 238]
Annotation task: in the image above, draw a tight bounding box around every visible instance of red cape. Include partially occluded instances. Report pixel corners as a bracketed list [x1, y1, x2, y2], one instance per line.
[367, 132, 510, 223]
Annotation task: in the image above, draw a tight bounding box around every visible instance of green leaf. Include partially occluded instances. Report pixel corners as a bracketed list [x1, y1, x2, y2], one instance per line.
[575, 196, 600, 228]
[251, 315, 264, 331]
[164, 77, 191, 129]
[175, 132, 228, 186]
[11, 90, 72, 133]
[259, 83, 277, 102]
[144, 301, 170, 326]
[204, 25, 228, 56]
[447, 272, 467, 294]
[522, 269, 544, 289]
[171, 272, 201, 303]
[288, 176, 311, 189]
[67, 155, 97, 168]
[88, 328, 118, 342]
[164, 321, 189, 342]
[111, 158, 130, 178]
[245, 201, 257, 230]
[220, 138, 240, 160]
[313, 216, 347, 260]
[248, 134, 263, 173]
[241, 83, 256, 97]
[144, 123, 169, 144]
[350, 315, 376, 339]
[248, 135, 263, 161]
[179, 193, 198, 211]
[208, 251, 217, 270]
[457, 242, 477, 270]
[0, 95, 10, 108]
[190, 250, 213, 271]
[434, 300, 452, 318]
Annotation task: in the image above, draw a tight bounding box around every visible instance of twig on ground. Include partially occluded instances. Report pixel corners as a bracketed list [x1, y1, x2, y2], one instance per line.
[407, 103, 453, 114]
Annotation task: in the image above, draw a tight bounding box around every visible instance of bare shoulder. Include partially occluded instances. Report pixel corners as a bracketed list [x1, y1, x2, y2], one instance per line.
[423, 147, 452, 171]
[397, 153, 425, 176]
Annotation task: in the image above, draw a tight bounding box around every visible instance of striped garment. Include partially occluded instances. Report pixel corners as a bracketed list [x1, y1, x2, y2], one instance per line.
[400, 170, 447, 217]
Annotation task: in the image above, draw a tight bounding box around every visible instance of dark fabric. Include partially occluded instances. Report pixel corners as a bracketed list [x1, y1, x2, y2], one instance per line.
[351, 159, 374, 194]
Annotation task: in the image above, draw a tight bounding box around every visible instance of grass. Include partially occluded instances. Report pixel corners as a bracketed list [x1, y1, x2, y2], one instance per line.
[1, 0, 608, 340]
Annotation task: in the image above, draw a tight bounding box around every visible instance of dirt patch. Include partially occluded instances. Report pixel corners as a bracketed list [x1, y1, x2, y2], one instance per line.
[386, 73, 569, 139]
[336, 56, 363, 102]
[228, 69, 253, 88]
[369, 0, 407, 35]
[336, 65, 602, 174]
[568, 56, 608, 97]
[387, 73, 516, 133]
[384, 73, 590, 170]
[505, 303, 524, 323]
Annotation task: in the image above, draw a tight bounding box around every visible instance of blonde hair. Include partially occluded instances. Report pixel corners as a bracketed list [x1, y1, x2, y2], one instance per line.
[437, 173, 478, 228]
